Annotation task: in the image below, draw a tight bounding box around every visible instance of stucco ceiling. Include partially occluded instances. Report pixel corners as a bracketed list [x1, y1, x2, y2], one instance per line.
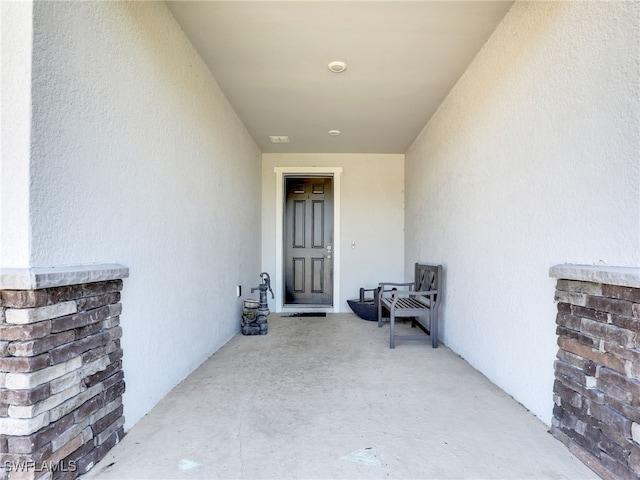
[166, 1, 514, 154]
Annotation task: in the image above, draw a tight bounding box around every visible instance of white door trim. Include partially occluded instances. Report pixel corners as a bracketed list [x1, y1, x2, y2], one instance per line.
[274, 167, 342, 313]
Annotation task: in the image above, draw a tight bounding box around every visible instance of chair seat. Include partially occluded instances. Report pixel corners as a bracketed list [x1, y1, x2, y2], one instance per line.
[380, 296, 430, 315]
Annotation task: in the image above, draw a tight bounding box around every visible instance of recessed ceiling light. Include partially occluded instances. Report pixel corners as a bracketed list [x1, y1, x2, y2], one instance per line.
[328, 130, 341, 136]
[328, 61, 347, 73]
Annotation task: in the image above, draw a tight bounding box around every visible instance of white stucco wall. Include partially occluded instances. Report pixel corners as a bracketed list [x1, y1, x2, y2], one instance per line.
[405, 1, 640, 424]
[29, 1, 262, 428]
[262, 154, 405, 312]
[0, 1, 32, 267]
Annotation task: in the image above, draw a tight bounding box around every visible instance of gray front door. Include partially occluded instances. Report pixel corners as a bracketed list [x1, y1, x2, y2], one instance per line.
[284, 176, 333, 305]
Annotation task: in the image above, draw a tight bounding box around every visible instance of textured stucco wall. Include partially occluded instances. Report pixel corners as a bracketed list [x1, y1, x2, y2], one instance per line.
[405, 1, 640, 424]
[262, 154, 405, 312]
[29, 1, 262, 427]
[0, 1, 32, 267]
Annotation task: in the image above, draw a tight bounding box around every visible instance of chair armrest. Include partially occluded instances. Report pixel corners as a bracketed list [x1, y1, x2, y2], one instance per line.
[387, 289, 437, 297]
[378, 282, 414, 300]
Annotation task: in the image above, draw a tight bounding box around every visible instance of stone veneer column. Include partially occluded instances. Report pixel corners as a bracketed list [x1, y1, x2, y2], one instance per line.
[0, 264, 128, 480]
[549, 264, 640, 480]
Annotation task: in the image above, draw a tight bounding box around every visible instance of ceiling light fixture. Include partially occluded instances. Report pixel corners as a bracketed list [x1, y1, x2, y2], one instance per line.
[328, 130, 341, 136]
[328, 61, 347, 73]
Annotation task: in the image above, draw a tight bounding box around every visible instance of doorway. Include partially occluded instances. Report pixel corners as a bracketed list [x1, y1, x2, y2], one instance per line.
[273, 167, 342, 312]
[284, 176, 333, 305]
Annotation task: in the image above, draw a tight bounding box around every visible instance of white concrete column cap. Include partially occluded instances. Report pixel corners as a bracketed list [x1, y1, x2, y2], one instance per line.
[549, 264, 640, 288]
[0, 263, 129, 290]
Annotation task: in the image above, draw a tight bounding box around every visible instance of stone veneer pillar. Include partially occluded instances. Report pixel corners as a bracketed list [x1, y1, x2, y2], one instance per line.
[549, 264, 640, 480]
[0, 264, 129, 480]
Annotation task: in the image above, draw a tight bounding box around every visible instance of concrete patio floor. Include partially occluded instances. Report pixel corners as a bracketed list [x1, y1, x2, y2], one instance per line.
[84, 313, 598, 480]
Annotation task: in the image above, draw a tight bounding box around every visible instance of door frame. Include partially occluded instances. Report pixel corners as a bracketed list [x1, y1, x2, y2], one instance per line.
[274, 167, 342, 313]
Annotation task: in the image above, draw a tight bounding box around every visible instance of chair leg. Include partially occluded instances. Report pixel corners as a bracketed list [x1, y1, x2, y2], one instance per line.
[390, 311, 395, 349]
[378, 301, 382, 328]
[431, 309, 438, 348]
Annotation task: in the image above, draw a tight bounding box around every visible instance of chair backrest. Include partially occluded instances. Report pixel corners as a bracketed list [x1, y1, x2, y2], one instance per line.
[415, 263, 442, 299]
